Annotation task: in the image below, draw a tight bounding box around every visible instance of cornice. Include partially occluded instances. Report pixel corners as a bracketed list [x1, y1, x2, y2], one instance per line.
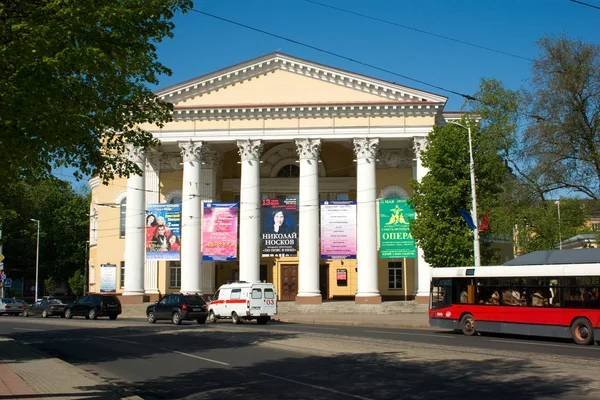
[156, 53, 447, 106]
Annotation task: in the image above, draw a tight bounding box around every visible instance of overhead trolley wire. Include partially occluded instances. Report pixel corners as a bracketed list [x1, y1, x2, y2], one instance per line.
[301, 0, 533, 62]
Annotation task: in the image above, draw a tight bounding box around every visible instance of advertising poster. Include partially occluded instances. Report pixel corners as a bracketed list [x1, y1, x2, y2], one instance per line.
[100, 264, 117, 292]
[379, 198, 416, 259]
[320, 200, 357, 259]
[261, 198, 298, 257]
[202, 202, 239, 261]
[146, 203, 181, 261]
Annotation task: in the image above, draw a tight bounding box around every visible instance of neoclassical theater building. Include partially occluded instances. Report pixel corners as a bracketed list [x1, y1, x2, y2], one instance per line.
[88, 52, 464, 304]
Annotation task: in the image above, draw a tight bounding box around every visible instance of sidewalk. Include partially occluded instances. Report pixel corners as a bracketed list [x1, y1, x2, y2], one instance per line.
[0, 337, 140, 400]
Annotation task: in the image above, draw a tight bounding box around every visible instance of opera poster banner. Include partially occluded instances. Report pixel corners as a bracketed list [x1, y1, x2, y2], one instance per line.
[379, 198, 416, 259]
[320, 200, 357, 259]
[202, 202, 239, 261]
[146, 203, 181, 261]
[261, 198, 298, 257]
[100, 264, 117, 292]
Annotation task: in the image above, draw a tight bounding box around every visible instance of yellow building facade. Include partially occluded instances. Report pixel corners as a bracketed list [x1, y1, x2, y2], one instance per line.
[88, 53, 459, 304]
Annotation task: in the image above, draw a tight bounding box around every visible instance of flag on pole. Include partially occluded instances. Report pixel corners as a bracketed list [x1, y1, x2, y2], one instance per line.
[457, 209, 476, 231]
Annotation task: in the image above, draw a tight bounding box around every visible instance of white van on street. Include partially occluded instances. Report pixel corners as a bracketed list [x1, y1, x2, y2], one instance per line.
[208, 281, 277, 324]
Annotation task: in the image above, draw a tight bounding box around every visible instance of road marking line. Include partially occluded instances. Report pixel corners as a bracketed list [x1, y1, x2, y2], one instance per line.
[260, 373, 374, 400]
[160, 348, 230, 366]
[364, 330, 455, 339]
[96, 336, 140, 345]
[490, 339, 600, 349]
[12, 328, 38, 331]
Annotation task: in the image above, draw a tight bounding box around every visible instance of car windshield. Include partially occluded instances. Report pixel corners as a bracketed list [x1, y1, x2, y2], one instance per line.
[184, 295, 206, 306]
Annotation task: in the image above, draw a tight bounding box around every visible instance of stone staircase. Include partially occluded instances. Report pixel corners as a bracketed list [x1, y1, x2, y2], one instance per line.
[120, 300, 429, 317]
[277, 300, 429, 314]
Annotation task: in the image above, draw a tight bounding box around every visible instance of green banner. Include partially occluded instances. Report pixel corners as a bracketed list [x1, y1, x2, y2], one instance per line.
[379, 198, 416, 259]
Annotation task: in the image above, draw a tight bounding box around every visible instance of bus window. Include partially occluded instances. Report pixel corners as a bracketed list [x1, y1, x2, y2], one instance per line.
[431, 279, 452, 309]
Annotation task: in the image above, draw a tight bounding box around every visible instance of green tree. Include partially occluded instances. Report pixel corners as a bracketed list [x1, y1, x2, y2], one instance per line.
[0, 0, 192, 185]
[0, 178, 89, 286]
[44, 276, 55, 296]
[68, 270, 85, 297]
[409, 119, 506, 268]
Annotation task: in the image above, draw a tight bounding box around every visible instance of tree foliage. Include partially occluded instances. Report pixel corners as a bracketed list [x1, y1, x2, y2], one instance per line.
[0, 0, 192, 184]
[0, 179, 89, 284]
[471, 35, 600, 200]
[68, 270, 84, 297]
[410, 120, 505, 268]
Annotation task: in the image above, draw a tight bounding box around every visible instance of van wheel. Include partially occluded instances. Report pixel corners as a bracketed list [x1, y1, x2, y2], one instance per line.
[209, 310, 217, 323]
[571, 318, 594, 345]
[460, 313, 476, 336]
[172, 311, 182, 325]
[257, 317, 269, 325]
[231, 311, 241, 324]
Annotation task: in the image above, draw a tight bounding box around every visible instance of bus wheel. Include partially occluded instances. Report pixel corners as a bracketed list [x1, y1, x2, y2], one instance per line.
[460, 313, 476, 336]
[571, 318, 594, 345]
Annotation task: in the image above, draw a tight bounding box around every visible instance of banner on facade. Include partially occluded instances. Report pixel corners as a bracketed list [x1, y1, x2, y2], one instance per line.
[146, 203, 181, 261]
[261, 198, 298, 257]
[379, 198, 416, 259]
[202, 202, 239, 261]
[320, 200, 357, 259]
[100, 264, 117, 292]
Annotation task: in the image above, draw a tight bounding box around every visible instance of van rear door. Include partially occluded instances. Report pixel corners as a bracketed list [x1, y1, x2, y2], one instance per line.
[263, 287, 277, 315]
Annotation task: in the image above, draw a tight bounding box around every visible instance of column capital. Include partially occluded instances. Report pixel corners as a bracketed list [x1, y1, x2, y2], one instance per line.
[237, 139, 264, 161]
[295, 138, 321, 160]
[353, 138, 379, 159]
[412, 137, 428, 158]
[125, 143, 146, 164]
[146, 150, 162, 170]
[178, 140, 204, 163]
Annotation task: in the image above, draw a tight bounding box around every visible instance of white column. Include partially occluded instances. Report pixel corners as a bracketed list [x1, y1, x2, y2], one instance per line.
[295, 139, 322, 304]
[354, 138, 381, 304]
[123, 145, 146, 296]
[412, 137, 431, 302]
[144, 151, 161, 296]
[179, 140, 204, 293]
[237, 139, 263, 283]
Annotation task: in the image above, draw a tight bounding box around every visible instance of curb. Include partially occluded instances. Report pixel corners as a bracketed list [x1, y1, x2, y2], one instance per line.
[272, 317, 434, 330]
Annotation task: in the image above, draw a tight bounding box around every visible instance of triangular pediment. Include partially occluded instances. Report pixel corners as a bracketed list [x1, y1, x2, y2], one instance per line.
[156, 53, 447, 108]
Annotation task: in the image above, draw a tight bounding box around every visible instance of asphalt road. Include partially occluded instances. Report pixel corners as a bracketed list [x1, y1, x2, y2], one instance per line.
[1, 315, 599, 399]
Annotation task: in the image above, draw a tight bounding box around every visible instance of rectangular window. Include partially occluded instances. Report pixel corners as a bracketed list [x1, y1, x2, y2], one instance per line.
[169, 262, 181, 289]
[592, 222, 599, 231]
[388, 262, 403, 290]
[252, 288, 262, 299]
[119, 201, 126, 238]
[336, 269, 348, 287]
[264, 288, 275, 299]
[230, 288, 241, 300]
[120, 261, 125, 289]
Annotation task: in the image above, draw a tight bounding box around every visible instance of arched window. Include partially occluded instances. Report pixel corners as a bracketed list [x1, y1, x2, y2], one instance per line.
[277, 164, 300, 178]
[119, 198, 127, 238]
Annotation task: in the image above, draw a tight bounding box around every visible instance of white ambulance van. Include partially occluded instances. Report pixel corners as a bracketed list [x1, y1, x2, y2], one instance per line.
[208, 281, 277, 324]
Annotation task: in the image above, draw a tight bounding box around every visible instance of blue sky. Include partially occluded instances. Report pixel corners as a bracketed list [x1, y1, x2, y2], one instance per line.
[56, 0, 599, 184]
[153, 0, 599, 110]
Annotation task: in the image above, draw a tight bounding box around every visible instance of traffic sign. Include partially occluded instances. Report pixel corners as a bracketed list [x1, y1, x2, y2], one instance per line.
[0, 253, 4, 263]
[4, 278, 11, 288]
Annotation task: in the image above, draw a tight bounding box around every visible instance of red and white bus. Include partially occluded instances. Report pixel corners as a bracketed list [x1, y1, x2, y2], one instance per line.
[429, 263, 600, 345]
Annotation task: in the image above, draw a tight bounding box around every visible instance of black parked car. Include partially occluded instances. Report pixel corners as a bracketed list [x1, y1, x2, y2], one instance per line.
[24, 299, 66, 318]
[146, 293, 208, 325]
[65, 294, 121, 320]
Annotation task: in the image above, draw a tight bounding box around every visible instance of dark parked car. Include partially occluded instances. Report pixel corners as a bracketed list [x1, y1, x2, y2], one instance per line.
[24, 299, 66, 318]
[65, 294, 121, 320]
[146, 293, 208, 325]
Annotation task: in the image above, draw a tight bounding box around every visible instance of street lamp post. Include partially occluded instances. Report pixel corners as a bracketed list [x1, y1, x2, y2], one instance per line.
[449, 120, 481, 268]
[30, 219, 40, 302]
[556, 200, 562, 250]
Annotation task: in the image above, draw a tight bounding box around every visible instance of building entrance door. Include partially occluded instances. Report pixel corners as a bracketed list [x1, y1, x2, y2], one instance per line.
[319, 264, 329, 300]
[280, 264, 298, 301]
